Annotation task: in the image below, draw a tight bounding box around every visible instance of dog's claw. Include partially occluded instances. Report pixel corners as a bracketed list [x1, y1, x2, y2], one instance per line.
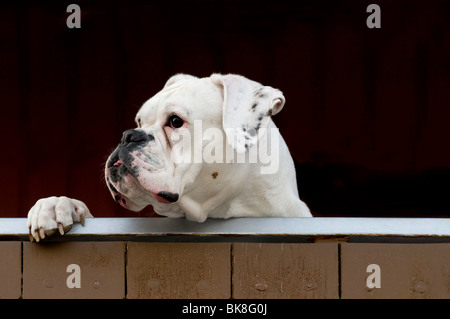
[33, 229, 40, 242]
[57, 223, 72, 235]
[39, 227, 46, 240]
[28, 224, 72, 242]
[58, 223, 64, 236]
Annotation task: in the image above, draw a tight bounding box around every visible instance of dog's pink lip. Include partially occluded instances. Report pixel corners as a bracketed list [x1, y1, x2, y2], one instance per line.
[113, 193, 128, 207]
[152, 191, 179, 204]
[114, 159, 123, 167]
[107, 163, 177, 205]
[154, 194, 172, 204]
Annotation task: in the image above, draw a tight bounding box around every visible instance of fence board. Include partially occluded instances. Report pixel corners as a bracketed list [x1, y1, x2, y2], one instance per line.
[341, 243, 450, 299]
[0, 242, 22, 299]
[126, 242, 231, 299]
[2, 218, 450, 299]
[22, 242, 125, 299]
[232, 243, 339, 299]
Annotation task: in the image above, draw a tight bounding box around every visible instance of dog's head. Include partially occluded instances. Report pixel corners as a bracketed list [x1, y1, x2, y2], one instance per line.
[104, 73, 285, 212]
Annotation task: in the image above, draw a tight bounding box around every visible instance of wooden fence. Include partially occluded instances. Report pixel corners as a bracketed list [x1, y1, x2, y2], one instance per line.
[1, 217, 450, 299]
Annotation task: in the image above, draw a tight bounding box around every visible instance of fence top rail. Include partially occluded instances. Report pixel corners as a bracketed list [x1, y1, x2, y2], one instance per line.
[1, 217, 450, 243]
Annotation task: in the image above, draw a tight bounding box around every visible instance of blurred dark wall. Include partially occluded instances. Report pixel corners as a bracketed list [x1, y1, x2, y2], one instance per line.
[1, 0, 449, 218]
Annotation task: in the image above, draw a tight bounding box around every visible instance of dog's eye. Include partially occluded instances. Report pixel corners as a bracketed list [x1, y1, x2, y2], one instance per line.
[136, 118, 141, 128]
[168, 115, 184, 129]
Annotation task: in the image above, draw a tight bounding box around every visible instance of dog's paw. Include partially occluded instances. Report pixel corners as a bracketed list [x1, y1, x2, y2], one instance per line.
[27, 196, 91, 242]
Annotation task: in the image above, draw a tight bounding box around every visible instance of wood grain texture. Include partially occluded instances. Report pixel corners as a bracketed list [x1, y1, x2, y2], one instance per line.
[126, 242, 231, 299]
[22, 242, 125, 299]
[341, 243, 450, 299]
[0, 242, 22, 299]
[232, 243, 339, 299]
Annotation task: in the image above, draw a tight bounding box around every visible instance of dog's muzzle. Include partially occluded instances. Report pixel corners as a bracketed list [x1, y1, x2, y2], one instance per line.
[106, 129, 180, 206]
[121, 129, 154, 149]
[106, 129, 153, 180]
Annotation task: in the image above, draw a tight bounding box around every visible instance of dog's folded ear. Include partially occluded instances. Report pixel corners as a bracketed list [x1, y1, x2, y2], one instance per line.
[211, 73, 285, 153]
[164, 73, 198, 88]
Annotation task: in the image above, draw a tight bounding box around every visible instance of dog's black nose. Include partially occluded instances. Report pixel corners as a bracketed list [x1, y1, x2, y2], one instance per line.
[121, 129, 154, 147]
[157, 191, 179, 203]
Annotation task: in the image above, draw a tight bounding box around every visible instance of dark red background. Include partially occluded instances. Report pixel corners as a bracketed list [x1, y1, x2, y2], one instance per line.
[1, 0, 449, 218]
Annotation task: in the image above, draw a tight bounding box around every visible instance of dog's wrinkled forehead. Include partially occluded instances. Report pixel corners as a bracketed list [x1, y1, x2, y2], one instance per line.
[164, 73, 199, 89]
[135, 74, 222, 128]
[136, 76, 199, 122]
[134, 73, 285, 153]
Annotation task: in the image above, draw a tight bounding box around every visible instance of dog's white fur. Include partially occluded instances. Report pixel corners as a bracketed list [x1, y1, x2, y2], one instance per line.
[27, 74, 311, 241]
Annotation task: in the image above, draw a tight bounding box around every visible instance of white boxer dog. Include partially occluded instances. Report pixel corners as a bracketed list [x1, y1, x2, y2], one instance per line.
[27, 73, 311, 241]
